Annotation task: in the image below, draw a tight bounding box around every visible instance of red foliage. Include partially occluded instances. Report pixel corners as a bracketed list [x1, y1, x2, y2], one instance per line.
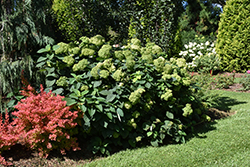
[0, 110, 18, 166]
[12, 84, 81, 157]
[0, 84, 82, 165]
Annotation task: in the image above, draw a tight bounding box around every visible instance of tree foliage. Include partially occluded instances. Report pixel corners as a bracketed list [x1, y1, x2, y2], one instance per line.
[52, 0, 121, 42]
[179, 0, 222, 44]
[0, 0, 55, 61]
[121, 0, 183, 53]
[216, 0, 250, 72]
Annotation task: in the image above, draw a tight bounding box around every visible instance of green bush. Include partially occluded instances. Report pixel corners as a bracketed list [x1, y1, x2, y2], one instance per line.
[179, 40, 220, 73]
[216, 0, 250, 72]
[36, 35, 210, 155]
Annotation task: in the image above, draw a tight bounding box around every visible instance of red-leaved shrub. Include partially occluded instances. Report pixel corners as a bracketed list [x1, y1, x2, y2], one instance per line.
[0, 111, 18, 166]
[12, 84, 81, 158]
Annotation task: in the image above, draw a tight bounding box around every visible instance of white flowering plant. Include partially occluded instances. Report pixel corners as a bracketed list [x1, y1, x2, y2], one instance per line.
[179, 41, 221, 74]
[36, 35, 211, 155]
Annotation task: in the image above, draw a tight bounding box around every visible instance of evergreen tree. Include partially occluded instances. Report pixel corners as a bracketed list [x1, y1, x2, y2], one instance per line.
[216, 0, 250, 72]
[179, 0, 222, 44]
[0, 0, 55, 61]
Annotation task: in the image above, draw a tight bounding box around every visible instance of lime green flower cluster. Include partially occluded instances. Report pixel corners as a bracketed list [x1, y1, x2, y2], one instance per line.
[69, 47, 80, 55]
[55, 42, 69, 54]
[171, 73, 182, 86]
[161, 88, 173, 101]
[141, 54, 153, 63]
[98, 44, 112, 58]
[72, 59, 89, 72]
[124, 101, 132, 110]
[176, 58, 187, 68]
[112, 68, 125, 81]
[80, 85, 89, 91]
[90, 59, 116, 79]
[153, 56, 166, 72]
[63, 56, 75, 66]
[145, 42, 162, 55]
[90, 35, 105, 46]
[103, 59, 116, 72]
[114, 51, 124, 60]
[122, 50, 133, 58]
[99, 70, 110, 79]
[81, 48, 95, 57]
[129, 38, 141, 51]
[129, 88, 145, 105]
[56, 76, 68, 87]
[182, 78, 191, 86]
[90, 62, 103, 79]
[182, 104, 193, 117]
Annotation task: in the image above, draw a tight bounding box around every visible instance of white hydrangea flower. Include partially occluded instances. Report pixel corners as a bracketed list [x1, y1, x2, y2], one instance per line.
[183, 51, 188, 56]
[184, 44, 189, 49]
[188, 49, 193, 53]
[198, 51, 203, 55]
[190, 54, 196, 57]
[211, 43, 215, 47]
[205, 41, 210, 46]
[200, 46, 204, 49]
[212, 48, 216, 54]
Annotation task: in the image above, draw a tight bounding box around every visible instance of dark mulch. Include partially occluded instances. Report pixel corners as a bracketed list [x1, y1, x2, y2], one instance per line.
[1, 72, 247, 167]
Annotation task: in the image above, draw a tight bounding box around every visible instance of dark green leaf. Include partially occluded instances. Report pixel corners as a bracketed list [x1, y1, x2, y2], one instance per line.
[151, 140, 159, 147]
[80, 105, 87, 112]
[52, 88, 64, 95]
[106, 112, 113, 119]
[96, 104, 103, 112]
[37, 48, 48, 53]
[166, 111, 174, 119]
[46, 79, 56, 87]
[83, 114, 90, 124]
[99, 90, 112, 96]
[6, 92, 14, 98]
[37, 56, 47, 63]
[93, 80, 102, 88]
[117, 108, 124, 117]
[52, 45, 60, 51]
[81, 90, 89, 96]
[145, 82, 151, 88]
[63, 98, 77, 106]
[89, 108, 96, 117]
[7, 100, 16, 108]
[106, 93, 116, 102]
[35, 62, 46, 68]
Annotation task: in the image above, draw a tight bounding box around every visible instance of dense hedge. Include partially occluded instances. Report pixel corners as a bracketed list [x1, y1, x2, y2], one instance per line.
[36, 35, 210, 154]
[216, 0, 250, 72]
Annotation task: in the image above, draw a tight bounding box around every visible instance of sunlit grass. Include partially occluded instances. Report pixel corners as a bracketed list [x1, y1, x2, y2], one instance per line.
[81, 90, 250, 167]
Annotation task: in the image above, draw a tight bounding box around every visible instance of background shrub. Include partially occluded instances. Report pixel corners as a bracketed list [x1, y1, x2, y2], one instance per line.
[179, 40, 220, 73]
[216, 0, 250, 72]
[36, 35, 210, 155]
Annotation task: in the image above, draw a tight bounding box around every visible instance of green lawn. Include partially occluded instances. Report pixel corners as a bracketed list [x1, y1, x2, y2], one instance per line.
[81, 90, 250, 167]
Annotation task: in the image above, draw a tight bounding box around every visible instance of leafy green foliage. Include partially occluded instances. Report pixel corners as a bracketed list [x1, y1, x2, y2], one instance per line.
[51, 0, 121, 42]
[179, 0, 221, 44]
[36, 35, 210, 155]
[239, 71, 250, 91]
[0, 56, 45, 113]
[124, 0, 183, 53]
[0, 0, 55, 61]
[216, 0, 250, 72]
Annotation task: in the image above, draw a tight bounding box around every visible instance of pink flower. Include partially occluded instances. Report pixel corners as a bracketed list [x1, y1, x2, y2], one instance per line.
[247, 70, 250, 74]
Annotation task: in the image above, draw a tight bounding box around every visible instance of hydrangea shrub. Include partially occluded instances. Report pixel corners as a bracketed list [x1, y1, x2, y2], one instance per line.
[36, 35, 210, 154]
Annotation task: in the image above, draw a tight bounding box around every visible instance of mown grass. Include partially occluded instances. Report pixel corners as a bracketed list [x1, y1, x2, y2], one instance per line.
[81, 90, 250, 167]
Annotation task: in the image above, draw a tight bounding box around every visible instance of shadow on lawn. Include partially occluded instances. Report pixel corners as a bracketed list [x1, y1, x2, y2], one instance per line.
[211, 95, 247, 112]
[186, 95, 246, 142]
